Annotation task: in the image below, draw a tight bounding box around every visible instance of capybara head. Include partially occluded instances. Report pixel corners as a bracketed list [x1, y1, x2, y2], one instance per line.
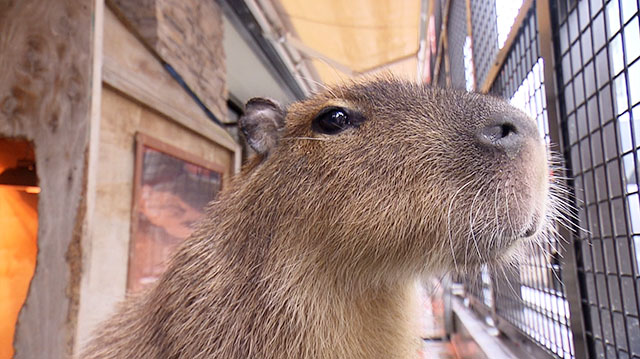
[238, 77, 553, 278]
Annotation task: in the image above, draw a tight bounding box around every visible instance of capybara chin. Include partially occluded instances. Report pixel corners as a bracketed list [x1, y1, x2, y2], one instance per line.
[81, 77, 556, 359]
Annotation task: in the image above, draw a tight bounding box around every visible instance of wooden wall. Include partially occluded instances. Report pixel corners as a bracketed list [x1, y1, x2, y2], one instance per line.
[0, 0, 236, 356]
[110, 0, 228, 121]
[74, 6, 237, 351]
[0, 0, 96, 357]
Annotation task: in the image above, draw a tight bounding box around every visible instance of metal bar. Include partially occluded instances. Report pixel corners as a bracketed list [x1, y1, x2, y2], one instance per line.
[282, 33, 355, 76]
[464, 0, 476, 90]
[537, 1, 589, 358]
[477, 4, 576, 358]
[466, 0, 640, 358]
[613, 0, 640, 336]
[244, 0, 311, 94]
[488, 266, 498, 330]
[258, 0, 322, 94]
[494, 315, 559, 359]
[443, 32, 452, 87]
[358, 53, 417, 75]
[531, 242, 548, 352]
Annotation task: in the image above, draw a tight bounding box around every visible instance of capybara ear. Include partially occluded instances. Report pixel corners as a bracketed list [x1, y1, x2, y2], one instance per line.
[239, 98, 286, 156]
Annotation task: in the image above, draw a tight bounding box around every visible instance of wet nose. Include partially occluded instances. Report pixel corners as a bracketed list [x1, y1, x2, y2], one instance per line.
[476, 114, 539, 154]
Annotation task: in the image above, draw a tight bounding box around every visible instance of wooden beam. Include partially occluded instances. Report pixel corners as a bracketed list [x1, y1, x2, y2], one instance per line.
[479, 0, 535, 93]
[0, 0, 96, 357]
[102, 8, 238, 153]
[75, 0, 105, 351]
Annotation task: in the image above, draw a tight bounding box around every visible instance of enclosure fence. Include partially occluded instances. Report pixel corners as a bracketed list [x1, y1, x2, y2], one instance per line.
[433, 0, 640, 358]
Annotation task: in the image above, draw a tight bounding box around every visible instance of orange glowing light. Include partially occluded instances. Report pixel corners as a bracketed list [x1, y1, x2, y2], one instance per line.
[0, 187, 38, 358]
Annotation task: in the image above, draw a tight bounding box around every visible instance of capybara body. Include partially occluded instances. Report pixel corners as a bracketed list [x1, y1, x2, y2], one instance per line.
[81, 78, 553, 358]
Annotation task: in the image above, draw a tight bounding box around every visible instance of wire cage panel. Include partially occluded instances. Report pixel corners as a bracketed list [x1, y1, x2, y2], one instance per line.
[469, 0, 500, 88]
[463, 3, 577, 359]
[447, 0, 468, 89]
[490, 6, 575, 358]
[551, 0, 640, 358]
[445, 0, 640, 358]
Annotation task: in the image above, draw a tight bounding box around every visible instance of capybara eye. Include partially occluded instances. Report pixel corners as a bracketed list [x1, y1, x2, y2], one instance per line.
[312, 107, 350, 134]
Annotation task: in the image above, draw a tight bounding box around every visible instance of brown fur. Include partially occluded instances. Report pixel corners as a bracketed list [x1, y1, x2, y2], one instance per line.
[80, 78, 551, 358]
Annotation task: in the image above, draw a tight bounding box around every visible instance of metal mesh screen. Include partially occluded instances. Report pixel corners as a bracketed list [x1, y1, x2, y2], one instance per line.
[469, 0, 500, 88]
[452, 0, 640, 358]
[489, 10, 540, 100]
[552, 0, 640, 358]
[462, 3, 577, 359]
[447, 0, 468, 89]
[465, 265, 494, 309]
[490, 7, 574, 359]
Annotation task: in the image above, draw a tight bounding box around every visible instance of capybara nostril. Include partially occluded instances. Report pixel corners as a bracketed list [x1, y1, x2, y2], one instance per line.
[476, 113, 539, 154]
[477, 121, 522, 154]
[476, 122, 524, 153]
[481, 122, 517, 142]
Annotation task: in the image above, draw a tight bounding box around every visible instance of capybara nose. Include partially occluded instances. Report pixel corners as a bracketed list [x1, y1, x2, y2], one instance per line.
[476, 113, 539, 155]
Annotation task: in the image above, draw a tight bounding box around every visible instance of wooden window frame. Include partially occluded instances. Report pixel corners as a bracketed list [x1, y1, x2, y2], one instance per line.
[127, 132, 225, 291]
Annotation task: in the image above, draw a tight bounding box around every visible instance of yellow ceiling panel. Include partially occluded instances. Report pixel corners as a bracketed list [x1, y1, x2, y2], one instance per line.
[277, 0, 421, 83]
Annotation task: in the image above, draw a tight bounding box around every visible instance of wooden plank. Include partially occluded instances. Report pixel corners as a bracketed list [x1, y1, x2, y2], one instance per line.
[479, 0, 535, 93]
[102, 7, 238, 153]
[72, 0, 106, 355]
